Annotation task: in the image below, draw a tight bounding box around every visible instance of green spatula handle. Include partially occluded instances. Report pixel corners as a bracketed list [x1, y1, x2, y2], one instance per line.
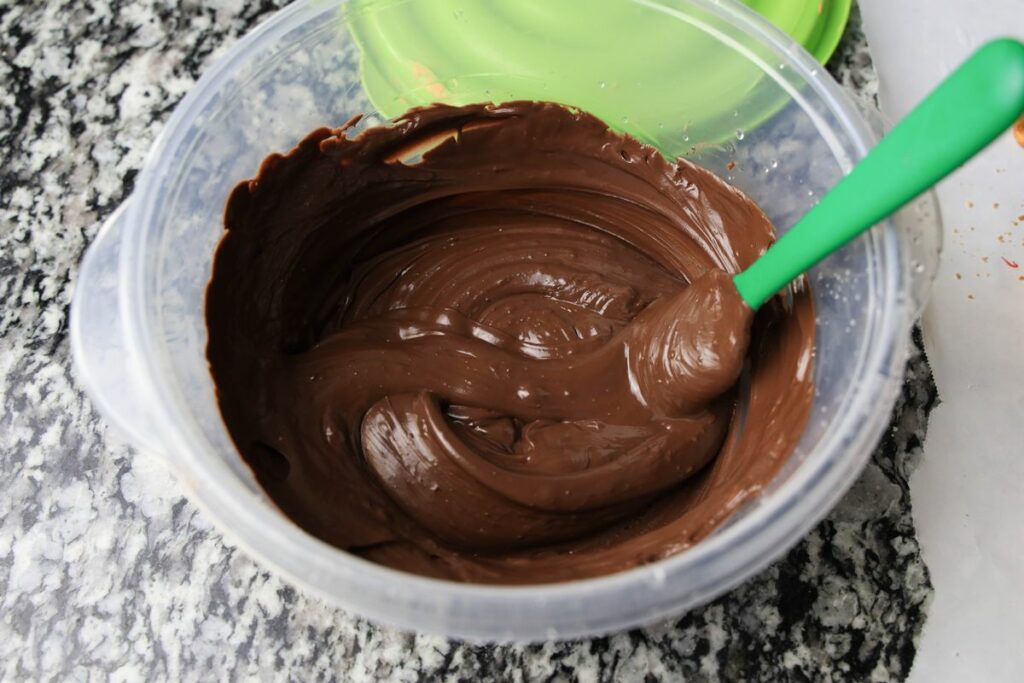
[733, 38, 1024, 310]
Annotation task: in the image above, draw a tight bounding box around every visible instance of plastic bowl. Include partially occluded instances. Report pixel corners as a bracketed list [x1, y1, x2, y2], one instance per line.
[71, 0, 939, 641]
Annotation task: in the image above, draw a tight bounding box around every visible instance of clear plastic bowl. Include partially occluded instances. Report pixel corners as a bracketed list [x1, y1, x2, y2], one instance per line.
[71, 0, 939, 641]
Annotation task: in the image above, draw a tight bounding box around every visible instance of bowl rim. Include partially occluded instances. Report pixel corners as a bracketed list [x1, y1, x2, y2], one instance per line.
[118, 0, 912, 640]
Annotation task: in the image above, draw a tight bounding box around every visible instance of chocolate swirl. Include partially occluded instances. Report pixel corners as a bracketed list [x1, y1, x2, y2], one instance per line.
[206, 102, 814, 583]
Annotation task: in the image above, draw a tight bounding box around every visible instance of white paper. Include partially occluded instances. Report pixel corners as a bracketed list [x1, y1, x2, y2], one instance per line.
[858, 2, 1024, 681]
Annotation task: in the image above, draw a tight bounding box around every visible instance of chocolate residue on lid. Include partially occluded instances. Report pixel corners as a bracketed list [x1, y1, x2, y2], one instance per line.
[206, 101, 815, 584]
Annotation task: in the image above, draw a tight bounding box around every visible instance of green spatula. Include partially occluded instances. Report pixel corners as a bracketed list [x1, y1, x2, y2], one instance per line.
[733, 38, 1024, 309]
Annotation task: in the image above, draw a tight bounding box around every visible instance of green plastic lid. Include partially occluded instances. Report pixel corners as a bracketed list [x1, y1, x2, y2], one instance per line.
[348, 0, 851, 153]
[746, 0, 850, 64]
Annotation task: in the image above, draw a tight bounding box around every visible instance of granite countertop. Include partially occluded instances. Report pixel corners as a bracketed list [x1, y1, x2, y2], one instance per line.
[0, 2, 936, 680]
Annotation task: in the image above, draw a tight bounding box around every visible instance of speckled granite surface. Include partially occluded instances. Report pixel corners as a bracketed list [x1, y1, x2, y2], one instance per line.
[0, 1, 935, 680]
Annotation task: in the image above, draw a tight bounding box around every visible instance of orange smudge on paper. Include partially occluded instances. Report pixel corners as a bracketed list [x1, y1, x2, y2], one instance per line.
[994, 202, 1001, 209]
[981, 256, 989, 263]
[1014, 115, 1024, 148]
[966, 201, 974, 208]
[1002, 257, 1019, 269]
[955, 272, 962, 280]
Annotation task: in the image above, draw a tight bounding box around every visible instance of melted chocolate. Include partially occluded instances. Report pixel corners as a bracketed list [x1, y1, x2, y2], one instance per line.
[206, 101, 815, 583]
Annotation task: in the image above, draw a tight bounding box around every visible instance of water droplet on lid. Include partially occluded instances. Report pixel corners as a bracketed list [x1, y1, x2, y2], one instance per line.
[770, 159, 779, 169]
[735, 129, 745, 140]
[598, 80, 607, 89]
